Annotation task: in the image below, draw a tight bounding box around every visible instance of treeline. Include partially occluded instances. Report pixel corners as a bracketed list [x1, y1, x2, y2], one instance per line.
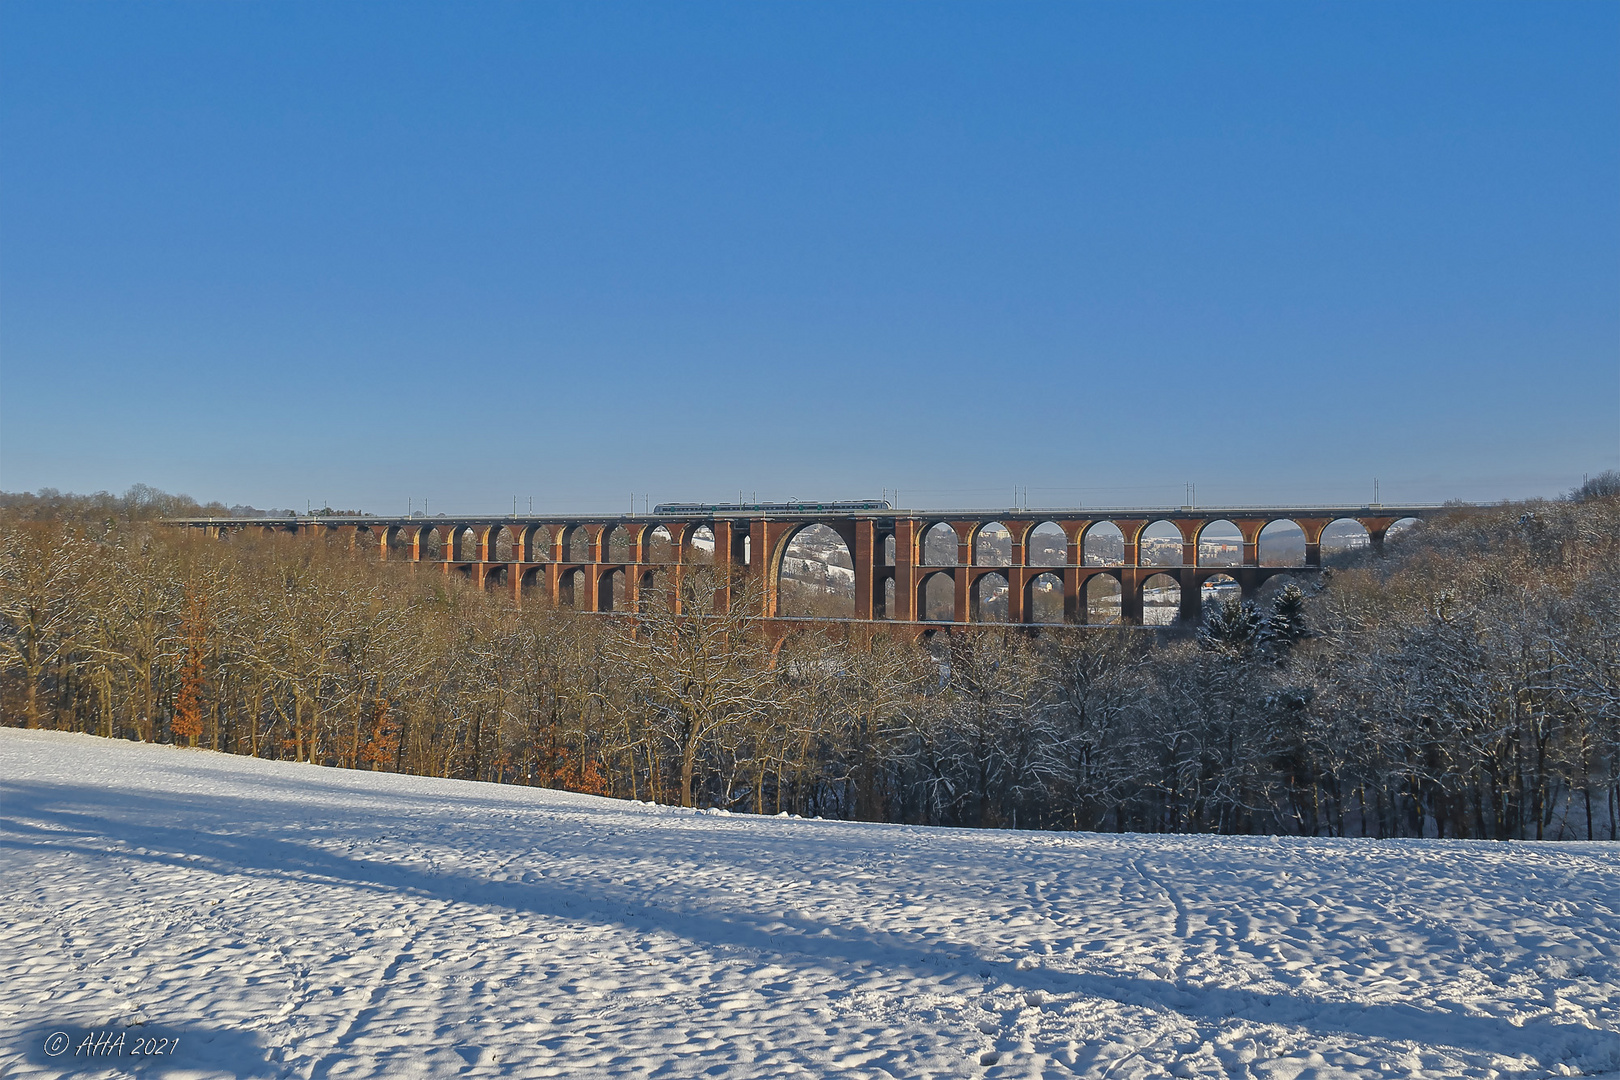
[2, 481, 1617, 840]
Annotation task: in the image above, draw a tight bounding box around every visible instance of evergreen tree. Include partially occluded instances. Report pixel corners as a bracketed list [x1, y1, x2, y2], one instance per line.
[1200, 597, 1261, 653]
[1261, 584, 1310, 653]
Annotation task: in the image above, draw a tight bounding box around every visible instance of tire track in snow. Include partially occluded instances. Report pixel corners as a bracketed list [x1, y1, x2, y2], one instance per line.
[1132, 857, 1191, 940]
[301, 905, 436, 1080]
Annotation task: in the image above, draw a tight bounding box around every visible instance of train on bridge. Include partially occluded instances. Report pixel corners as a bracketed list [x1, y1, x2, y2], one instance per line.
[651, 500, 892, 515]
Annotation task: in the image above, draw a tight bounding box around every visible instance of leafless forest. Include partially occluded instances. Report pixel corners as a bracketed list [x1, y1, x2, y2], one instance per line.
[3, 479, 1617, 840]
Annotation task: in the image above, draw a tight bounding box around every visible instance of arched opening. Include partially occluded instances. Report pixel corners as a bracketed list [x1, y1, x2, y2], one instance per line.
[1257, 572, 1302, 602]
[650, 569, 685, 613]
[424, 527, 446, 561]
[973, 522, 1011, 567]
[1140, 521, 1184, 567]
[436, 526, 462, 562]
[972, 572, 1009, 622]
[1142, 572, 1182, 625]
[492, 527, 518, 563]
[605, 569, 627, 611]
[1387, 517, 1423, 547]
[527, 526, 554, 562]
[559, 568, 586, 608]
[1083, 522, 1124, 566]
[1201, 573, 1240, 607]
[483, 565, 508, 591]
[354, 528, 380, 556]
[1259, 519, 1306, 567]
[882, 575, 896, 619]
[384, 527, 411, 557]
[922, 571, 955, 621]
[778, 524, 856, 619]
[1085, 574, 1122, 624]
[883, 533, 896, 565]
[520, 566, 544, 600]
[1321, 518, 1371, 559]
[607, 526, 634, 562]
[1197, 520, 1243, 567]
[922, 522, 958, 566]
[687, 525, 715, 565]
[637, 569, 658, 610]
[646, 526, 675, 564]
[1027, 572, 1064, 624]
[1028, 522, 1067, 566]
[564, 526, 593, 563]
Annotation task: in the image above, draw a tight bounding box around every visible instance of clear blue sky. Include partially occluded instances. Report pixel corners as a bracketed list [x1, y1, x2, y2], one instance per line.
[3, 2, 1616, 513]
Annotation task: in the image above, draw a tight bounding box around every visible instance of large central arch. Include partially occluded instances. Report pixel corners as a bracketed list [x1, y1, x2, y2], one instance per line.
[772, 523, 857, 618]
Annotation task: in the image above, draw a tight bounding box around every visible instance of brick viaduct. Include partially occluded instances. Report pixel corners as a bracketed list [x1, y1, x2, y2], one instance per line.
[171, 504, 1438, 629]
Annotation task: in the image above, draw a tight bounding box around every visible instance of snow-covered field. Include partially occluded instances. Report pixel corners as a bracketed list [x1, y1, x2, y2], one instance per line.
[3, 729, 1619, 1080]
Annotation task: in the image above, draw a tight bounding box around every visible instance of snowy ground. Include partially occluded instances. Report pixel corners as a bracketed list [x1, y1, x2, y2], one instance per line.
[3, 729, 1619, 1080]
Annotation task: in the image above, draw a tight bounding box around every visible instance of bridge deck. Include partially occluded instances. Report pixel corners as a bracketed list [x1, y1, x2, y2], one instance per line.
[169, 504, 1442, 527]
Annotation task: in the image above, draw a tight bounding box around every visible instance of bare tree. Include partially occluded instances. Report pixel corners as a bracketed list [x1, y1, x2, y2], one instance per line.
[607, 567, 776, 807]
